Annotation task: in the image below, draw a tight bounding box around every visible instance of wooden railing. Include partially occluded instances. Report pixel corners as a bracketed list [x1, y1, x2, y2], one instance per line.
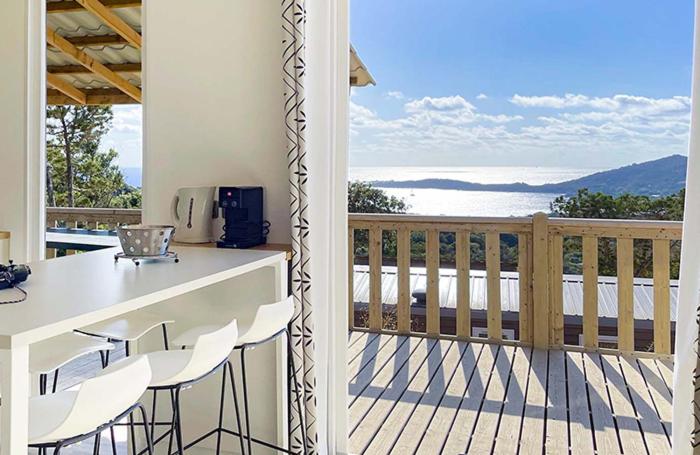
[348, 212, 682, 356]
[46, 207, 142, 230]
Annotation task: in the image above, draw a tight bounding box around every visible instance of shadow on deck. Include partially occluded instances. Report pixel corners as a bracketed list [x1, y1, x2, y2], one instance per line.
[347, 330, 673, 455]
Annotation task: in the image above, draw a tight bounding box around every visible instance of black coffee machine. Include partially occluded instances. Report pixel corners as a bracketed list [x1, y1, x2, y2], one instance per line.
[216, 186, 269, 249]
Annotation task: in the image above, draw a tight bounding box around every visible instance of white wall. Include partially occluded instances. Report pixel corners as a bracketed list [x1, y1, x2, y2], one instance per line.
[142, 0, 289, 244]
[0, 0, 45, 263]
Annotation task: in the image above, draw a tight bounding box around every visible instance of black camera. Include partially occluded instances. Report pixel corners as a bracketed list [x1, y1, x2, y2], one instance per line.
[0, 261, 31, 290]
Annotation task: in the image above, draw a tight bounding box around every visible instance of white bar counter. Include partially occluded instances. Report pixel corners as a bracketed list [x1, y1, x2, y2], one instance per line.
[0, 246, 288, 454]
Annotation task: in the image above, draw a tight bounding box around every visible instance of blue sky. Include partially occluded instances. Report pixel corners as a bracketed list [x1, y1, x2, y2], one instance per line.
[350, 0, 695, 168]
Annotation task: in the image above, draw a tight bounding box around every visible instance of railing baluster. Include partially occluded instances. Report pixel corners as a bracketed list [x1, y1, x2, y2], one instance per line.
[369, 226, 383, 331]
[532, 213, 550, 349]
[397, 227, 411, 334]
[426, 229, 440, 336]
[616, 238, 634, 351]
[456, 230, 471, 338]
[582, 236, 599, 348]
[348, 228, 355, 329]
[653, 239, 671, 354]
[486, 231, 502, 340]
[548, 234, 564, 346]
[517, 233, 532, 344]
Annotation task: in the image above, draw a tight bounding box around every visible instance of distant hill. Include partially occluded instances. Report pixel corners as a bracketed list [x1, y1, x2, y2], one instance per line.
[371, 155, 687, 197]
[121, 167, 142, 188]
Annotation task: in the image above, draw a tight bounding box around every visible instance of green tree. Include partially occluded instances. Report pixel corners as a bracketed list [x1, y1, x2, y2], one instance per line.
[46, 105, 141, 208]
[348, 181, 408, 214]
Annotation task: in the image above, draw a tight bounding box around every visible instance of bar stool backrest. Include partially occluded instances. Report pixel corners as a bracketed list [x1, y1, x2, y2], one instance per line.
[183, 318, 239, 381]
[237, 296, 294, 346]
[40, 355, 151, 442]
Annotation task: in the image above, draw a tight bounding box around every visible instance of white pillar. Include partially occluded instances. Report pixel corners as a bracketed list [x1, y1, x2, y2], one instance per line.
[0, 0, 45, 263]
[673, 1, 700, 451]
[307, 0, 350, 452]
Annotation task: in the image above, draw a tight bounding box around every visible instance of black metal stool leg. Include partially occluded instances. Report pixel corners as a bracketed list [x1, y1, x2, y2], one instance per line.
[92, 431, 100, 455]
[167, 390, 176, 454]
[52, 369, 59, 393]
[240, 348, 253, 455]
[109, 425, 117, 455]
[174, 388, 185, 455]
[137, 403, 155, 455]
[215, 365, 227, 454]
[161, 323, 170, 350]
[287, 329, 307, 455]
[150, 389, 158, 441]
[227, 361, 247, 455]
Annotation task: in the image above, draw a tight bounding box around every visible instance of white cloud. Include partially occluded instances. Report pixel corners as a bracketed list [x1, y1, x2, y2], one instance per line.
[350, 92, 690, 166]
[510, 93, 690, 115]
[385, 91, 405, 100]
[405, 95, 476, 112]
[476, 93, 488, 100]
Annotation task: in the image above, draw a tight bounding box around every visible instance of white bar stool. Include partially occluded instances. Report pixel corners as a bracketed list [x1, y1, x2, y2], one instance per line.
[26, 355, 154, 455]
[76, 309, 173, 453]
[29, 332, 115, 395]
[102, 319, 246, 455]
[172, 296, 305, 455]
[77, 309, 174, 360]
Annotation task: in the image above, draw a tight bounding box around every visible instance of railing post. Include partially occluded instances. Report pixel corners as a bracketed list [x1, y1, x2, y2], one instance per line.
[348, 227, 355, 329]
[532, 212, 549, 349]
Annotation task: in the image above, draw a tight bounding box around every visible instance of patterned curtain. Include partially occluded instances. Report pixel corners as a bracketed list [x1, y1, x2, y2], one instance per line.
[282, 1, 318, 454]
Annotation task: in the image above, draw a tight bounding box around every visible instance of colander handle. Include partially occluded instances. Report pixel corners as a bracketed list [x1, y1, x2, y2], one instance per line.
[171, 195, 180, 224]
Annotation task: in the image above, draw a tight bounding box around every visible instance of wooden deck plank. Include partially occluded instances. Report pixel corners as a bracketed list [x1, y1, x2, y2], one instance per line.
[348, 335, 416, 412]
[492, 347, 532, 454]
[619, 356, 671, 453]
[656, 358, 674, 397]
[441, 344, 501, 454]
[582, 352, 621, 454]
[600, 354, 647, 454]
[347, 333, 396, 382]
[370, 340, 459, 454]
[344, 332, 671, 455]
[349, 337, 438, 452]
[347, 332, 374, 365]
[545, 350, 569, 454]
[466, 345, 516, 454]
[566, 351, 596, 455]
[519, 349, 548, 454]
[637, 357, 673, 440]
[414, 342, 484, 454]
[348, 330, 364, 348]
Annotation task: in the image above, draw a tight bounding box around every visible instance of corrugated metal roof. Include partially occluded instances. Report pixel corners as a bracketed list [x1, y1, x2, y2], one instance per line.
[352, 266, 679, 322]
[47, 6, 141, 95]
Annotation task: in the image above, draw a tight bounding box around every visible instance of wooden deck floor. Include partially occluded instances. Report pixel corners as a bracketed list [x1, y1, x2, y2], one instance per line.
[347, 331, 673, 455]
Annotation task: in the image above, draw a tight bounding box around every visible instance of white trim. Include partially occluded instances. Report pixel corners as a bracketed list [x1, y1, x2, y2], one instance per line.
[673, 2, 700, 451]
[306, 0, 349, 451]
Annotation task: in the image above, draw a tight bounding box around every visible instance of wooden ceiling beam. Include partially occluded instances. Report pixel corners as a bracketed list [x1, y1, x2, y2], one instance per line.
[47, 26, 142, 103]
[46, 73, 87, 104]
[73, 0, 142, 48]
[48, 62, 141, 74]
[47, 88, 137, 105]
[47, 0, 140, 13]
[59, 34, 128, 47]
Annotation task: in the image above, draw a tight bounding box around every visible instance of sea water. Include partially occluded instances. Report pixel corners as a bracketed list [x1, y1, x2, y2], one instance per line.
[349, 166, 604, 217]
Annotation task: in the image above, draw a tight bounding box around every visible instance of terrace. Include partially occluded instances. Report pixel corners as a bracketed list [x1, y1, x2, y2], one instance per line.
[43, 208, 678, 454]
